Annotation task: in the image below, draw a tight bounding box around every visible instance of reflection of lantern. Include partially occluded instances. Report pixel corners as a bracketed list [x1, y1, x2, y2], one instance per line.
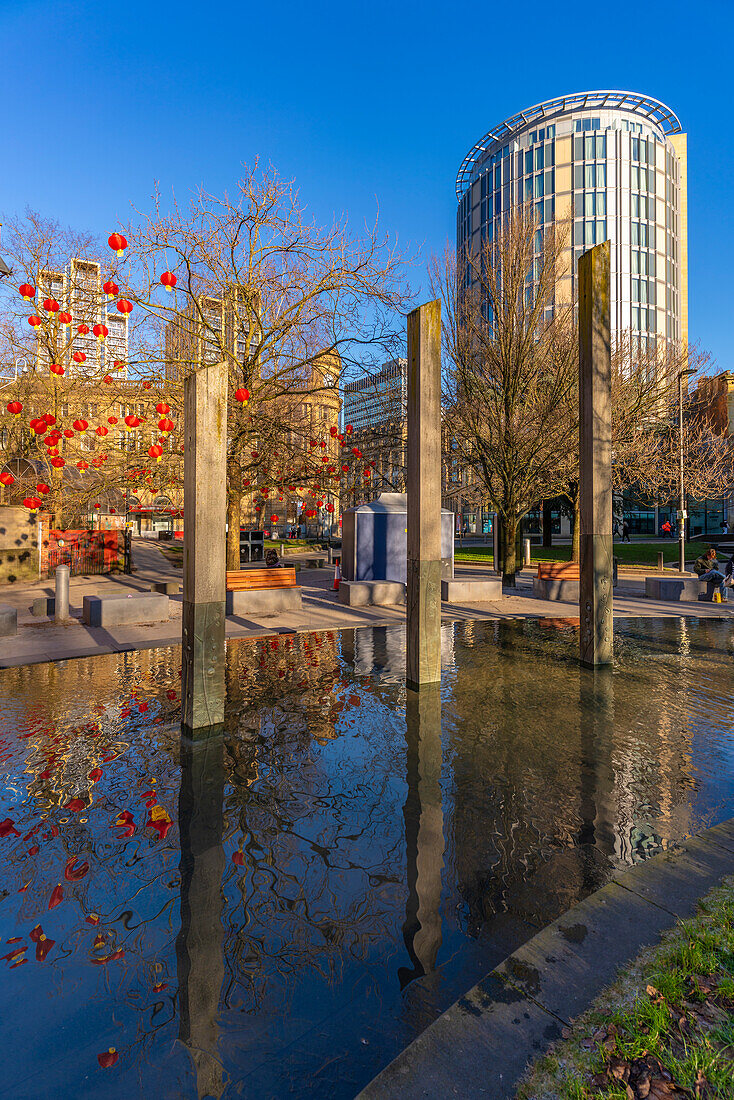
[77, 323, 90, 335]
[235, 388, 250, 403]
[93, 324, 108, 341]
[58, 311, 72, 326]
[6, 401, 22, 416]
[0, 472, 15, 486]
[108, 232, 127, 255]
[50, 364, 64, 376]
[103, 280, 119, 296]
[73, 419, 88, 432]
[43, 297, 60, 313]
[160, 271, 177, 291]
[19, 283, 35, 300]
[116, 298, 133, 314]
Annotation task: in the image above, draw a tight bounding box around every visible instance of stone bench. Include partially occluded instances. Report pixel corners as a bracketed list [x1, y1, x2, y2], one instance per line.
[441, 578, 502, 602]
[0, 603, 17, 637]
[645, 576, 719, 602]
[152, 580, 181, 595]
[338, 580, 405, 607]
[226, 567, 302, 616]
[31, 596, 55, 617]
[82, 592, 170, 627]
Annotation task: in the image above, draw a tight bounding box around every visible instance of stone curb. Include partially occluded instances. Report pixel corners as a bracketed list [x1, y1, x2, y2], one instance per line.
[356, 818, 734, 1100]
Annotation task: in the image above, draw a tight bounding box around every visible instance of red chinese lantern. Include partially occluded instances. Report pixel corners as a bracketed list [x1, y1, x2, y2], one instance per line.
[97, 1049, 119, 1069]
[31, 420, 47, 434]
[341, 464, 349, 472]
[107, 415, 118, 424]
[142, 380, 151, 389]
[23, 496, 42, 510]
[49, 364, 64, 376]
[51, 457, 65, 468]
[103, 280, 119, 296]
[102, 374, 113, 384]
[18, 283, 35, 300]
[73, 419, 88, 432]
[326, 502, 334, 512]
[124, 415, 140, 428]
[108, 232, 127, 256]
[235, 388, 250, 404]
[43, 298, 60, 313]
[58, 311, 72, 326]
[63, 429, 74, 438]
[160, 271, 177, 291]
[116, 299, 133, 314]
[158, 417, 174, 435]
[77, 460, 89, 470]
[6, 401, 22, 416]
[364, 469, 371, 478]
[0, 472, 15, 486]
[330, 426, 338, 436]
[72, 351, 86, 363]
[93, 324, 108, 341]
[148, 444, 163, 462]
[96, 425, 108, 437]
[270, 514, 278, 522]
[28, 315, 42, 328]
[77, 323, 90, 335]
[36, 483, 50, 495]
[44, 415, 56, 426]
[345, 424, 353, 434]
[113, 360, 125, 371]
[155, 402, 170, 415]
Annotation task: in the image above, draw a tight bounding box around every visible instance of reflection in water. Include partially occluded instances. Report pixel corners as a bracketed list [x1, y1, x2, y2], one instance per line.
[399, 686, 444, 991]
[176, 730, 226, 1099]
[0, 619, 733, 1098]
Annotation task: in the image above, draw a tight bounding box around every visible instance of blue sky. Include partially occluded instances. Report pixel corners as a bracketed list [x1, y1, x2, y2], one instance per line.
[2, 0, 732, 367]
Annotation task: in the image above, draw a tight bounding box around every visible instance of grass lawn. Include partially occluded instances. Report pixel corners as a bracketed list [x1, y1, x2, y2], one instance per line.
[516, 875, 734, 1099]
[455, 541, 701, 569]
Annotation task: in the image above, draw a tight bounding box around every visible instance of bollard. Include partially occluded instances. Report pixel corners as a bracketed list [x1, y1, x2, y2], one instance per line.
[523, 537, 531, 568]
[55, 564, 70, 622]
[658, 551, 664, 572]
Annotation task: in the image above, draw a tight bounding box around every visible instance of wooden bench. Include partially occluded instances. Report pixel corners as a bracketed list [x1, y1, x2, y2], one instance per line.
[226, 567, 297, 590]
[537, 562, 580, 580]
[534, 561, 580, 601]
[225, 567, 302, 616]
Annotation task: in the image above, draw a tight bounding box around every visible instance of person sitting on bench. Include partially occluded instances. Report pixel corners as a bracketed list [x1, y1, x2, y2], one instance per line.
[695, 548, 728, 602]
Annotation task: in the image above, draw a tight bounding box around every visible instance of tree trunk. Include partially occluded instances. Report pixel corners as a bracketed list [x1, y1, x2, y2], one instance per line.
[571, 496, 580, 563]
[542, 500, 552, 547]
[226, 491, 241, 571]
[502, 513, 518, 587]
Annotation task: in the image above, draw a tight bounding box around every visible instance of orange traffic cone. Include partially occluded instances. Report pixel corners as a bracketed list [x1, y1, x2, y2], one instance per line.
[333, 559, 341, 591]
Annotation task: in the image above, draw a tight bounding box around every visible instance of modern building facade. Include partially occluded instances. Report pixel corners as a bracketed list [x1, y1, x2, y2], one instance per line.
[456, 90, 687, 347]
[341, 359, 407, 508]
[37, 260, 129, 377]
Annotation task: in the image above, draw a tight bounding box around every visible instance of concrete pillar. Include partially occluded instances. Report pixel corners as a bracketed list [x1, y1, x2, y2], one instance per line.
[578, 241, 613, 668]
[406, 301, 442, 689]
[399, 685, 444, 995]
[176, 732, 225, 1099]
[54, 564, 69, 622]
[182, 363, 228, 731]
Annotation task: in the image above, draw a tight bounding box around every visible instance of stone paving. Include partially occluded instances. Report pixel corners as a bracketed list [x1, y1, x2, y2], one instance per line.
[0, 541, 731, 668]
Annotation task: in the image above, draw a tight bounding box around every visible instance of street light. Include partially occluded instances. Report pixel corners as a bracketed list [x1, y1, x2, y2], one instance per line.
[678, 367, 696, 572]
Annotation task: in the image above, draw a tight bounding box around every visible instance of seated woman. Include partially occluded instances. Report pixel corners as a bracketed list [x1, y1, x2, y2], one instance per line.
[695, 548, 728, 601]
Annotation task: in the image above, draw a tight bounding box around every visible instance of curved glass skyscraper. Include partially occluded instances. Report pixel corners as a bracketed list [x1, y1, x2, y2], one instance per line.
[455, 91, 687, 347]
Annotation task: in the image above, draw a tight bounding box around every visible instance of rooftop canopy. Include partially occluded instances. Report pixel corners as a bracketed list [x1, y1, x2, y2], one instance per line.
[455, 89, 682, 200]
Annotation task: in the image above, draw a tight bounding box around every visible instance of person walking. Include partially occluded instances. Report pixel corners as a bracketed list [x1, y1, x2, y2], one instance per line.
[661, 519, 672, 538]
[622, 519, 631, 543]
[723, 520, 729, 536]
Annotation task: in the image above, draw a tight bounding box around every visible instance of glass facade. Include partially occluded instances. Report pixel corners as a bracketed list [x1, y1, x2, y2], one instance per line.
[456, 92, 686, 347]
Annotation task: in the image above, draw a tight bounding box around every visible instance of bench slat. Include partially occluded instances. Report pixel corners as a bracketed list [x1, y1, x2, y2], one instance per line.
[537, 562, 580, 579]
[226, 568, 296, 591]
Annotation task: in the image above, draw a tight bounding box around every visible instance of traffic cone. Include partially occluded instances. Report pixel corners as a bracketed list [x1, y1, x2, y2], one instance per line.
[333, 559, 341, 591]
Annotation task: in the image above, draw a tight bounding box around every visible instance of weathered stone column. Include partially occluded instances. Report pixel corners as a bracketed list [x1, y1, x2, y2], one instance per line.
[578, 241, 613, 668]
[182, 362, 228, 730]
[399, 684, 444, 999]
[406, 301, 442, 689]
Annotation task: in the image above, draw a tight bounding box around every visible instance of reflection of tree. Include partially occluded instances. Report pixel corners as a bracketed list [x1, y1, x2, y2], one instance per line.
[399, 686, 444, 994]
[176, 731, 226, 1100]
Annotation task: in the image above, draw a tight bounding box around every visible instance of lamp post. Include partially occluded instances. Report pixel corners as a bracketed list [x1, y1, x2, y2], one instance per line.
[678, 368, 696, 572]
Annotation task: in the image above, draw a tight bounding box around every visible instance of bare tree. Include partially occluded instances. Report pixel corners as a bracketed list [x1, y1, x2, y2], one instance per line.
[434, 209, 577, 584]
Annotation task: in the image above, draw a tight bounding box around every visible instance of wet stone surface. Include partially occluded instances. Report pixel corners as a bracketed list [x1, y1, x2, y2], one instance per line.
[0, 617, 733, 1098]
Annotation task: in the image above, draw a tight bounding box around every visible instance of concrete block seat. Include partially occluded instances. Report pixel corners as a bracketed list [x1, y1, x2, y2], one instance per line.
[338, 580, 405, 607]
[533, 562, 580, 601]
[441, 577, 502, 602]
[0, 603, 18, 637]
[645, 575, 720, 602]
[226, 567, 302, 616]
[82, 592, 169, 627]
[152, 580, 181, 595]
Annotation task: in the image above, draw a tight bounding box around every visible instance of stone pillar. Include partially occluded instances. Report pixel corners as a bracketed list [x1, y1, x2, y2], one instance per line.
[182, 362, 228, 730]
[406, 301, 442, 689]
[399, 684, 444, 997]
[176, 732, 225, 1099]
[578, 241, 613, 668]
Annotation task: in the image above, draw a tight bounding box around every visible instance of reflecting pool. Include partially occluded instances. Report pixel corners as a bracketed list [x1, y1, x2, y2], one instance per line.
[1, 617, 733, 1098]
